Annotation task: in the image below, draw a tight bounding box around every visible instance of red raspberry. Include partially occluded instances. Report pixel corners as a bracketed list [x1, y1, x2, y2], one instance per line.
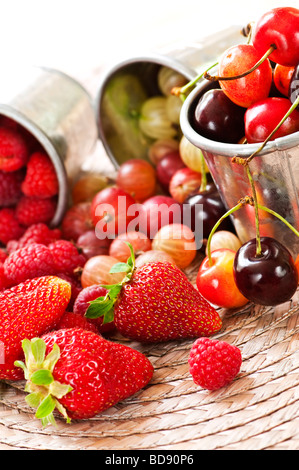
[0, 126, 29, 172]
[0, 263, 8, 291]
[0, 169, 24, 206]
[73, 284, 115, 334]
[6, 223, 61, 253]
[0, 248, 7, 263]
[16, 196, 57, 226]
[56, 312, 98, 334]
[21, 152, 59, 199]
[188, 337, 242, 390]
[48, 240, 86, 276]
[3, 243, 57, 286]
[0, 208, 25, 244]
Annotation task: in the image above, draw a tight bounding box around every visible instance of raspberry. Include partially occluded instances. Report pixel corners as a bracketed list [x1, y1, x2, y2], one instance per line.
[21, 152, 59, 199]
[16, 196, 57, 226]
[48, 240, 86, 276]
[0, 208, 25, 244]
[188, 337, 242, 390]
[0, 169, 24, 206]
[6, 223, 62, 253]
[3, 243, 57, 286]
[0, 263, 8, 291]
[0, 248, 7, 263]
[73, 284, 115, 334]
[0, 126, 29, 172]
[56, 312, 98, 334]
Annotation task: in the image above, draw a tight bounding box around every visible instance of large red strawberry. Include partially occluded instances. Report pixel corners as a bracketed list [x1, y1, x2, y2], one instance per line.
[0, 276, 71, 380]
[86, 243, 222, 342]
[15, 328, 154, 425]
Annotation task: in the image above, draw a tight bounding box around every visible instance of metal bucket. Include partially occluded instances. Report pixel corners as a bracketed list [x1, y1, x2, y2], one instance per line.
[95, 26, 245, 169]
[180, 76, 299, 258]
[0, 65, 98, 226]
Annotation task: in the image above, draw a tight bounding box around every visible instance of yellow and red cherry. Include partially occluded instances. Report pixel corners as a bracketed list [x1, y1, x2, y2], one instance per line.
[245, 97, 299, 143]
[252, 7, 299, 67]
[273, 64, 295, 97]
[233, 237, 298, 306]
[196, 248, 248, 309]
[217, 44, 273, 108]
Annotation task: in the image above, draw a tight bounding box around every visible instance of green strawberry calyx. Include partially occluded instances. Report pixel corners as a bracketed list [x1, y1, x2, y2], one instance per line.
[14, 337, 72, 427]
[86, 241, 135, 323]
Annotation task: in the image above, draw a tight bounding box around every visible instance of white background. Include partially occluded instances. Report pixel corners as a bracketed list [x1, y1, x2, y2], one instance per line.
[1, 0, 295, 87]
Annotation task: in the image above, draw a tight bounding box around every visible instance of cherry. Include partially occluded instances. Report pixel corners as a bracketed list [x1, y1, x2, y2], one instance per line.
[192, 88, 245, 143]
[233, 237, 298, 306]
[183, 182, 235, 242]
[196, 248, 248, 309]
[245, 97, 299, 143]
[273, 64, 295, 97]
[252, 7, 299, 67]
[216, 44, 273, 108]
[289, 63, 299, 105]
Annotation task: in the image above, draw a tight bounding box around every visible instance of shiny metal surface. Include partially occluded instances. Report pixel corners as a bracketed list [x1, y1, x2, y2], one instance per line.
[95, 26, 244, 168]
[180, 77, 299, 257]
[0, 66, 98, 226]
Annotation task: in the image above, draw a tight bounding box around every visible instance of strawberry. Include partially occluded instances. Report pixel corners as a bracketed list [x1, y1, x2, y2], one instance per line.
[86, 242, 222, 342]
[15, 328, 154, 425]
[0, 276, 71, 380]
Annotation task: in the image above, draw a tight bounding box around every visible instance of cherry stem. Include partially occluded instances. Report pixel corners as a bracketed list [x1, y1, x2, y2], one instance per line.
[206, 201, 244, 266]
[245, 165, 262, 257]
[199, 153, 207, 192]
[257, 204, 299, 239]
[204, 45, 276, 82]
[171, 61, 218, 101]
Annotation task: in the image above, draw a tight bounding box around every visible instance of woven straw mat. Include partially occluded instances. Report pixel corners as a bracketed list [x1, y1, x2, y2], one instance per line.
[1, 251, 299, 450]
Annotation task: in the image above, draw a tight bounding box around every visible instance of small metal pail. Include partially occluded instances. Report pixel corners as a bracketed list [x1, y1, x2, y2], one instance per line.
[180, 76, 299, 258]
[95, 26, 244, 169]
[0, 66, 98, 226]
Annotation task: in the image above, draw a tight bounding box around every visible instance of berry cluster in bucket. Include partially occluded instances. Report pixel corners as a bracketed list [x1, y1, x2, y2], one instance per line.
[0, 116, 59, 245]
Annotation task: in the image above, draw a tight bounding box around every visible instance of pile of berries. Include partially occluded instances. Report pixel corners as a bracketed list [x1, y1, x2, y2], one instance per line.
[0, 119, 242, 422]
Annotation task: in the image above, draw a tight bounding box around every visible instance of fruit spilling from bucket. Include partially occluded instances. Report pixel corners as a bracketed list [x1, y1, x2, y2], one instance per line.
[0, 6, 299, 426]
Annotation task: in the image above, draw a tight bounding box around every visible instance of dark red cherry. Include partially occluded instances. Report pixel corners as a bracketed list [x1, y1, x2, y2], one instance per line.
[233, 237, 298, 306]
[183, 182, 235, 244]
[192, 88, 246, 144]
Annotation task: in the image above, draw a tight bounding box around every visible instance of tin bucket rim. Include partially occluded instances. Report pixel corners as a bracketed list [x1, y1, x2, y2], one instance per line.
[180, 75, 299, 158]
[95, 53, 197, 167]
[0, 105, 68, 227]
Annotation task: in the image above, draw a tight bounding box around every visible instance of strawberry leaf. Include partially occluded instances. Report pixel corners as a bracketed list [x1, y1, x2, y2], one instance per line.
[86, 241, 136, 321]
[15, 338, 72, 427]
[109, 262, 131, 273]
[86, 297, 115, 319]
